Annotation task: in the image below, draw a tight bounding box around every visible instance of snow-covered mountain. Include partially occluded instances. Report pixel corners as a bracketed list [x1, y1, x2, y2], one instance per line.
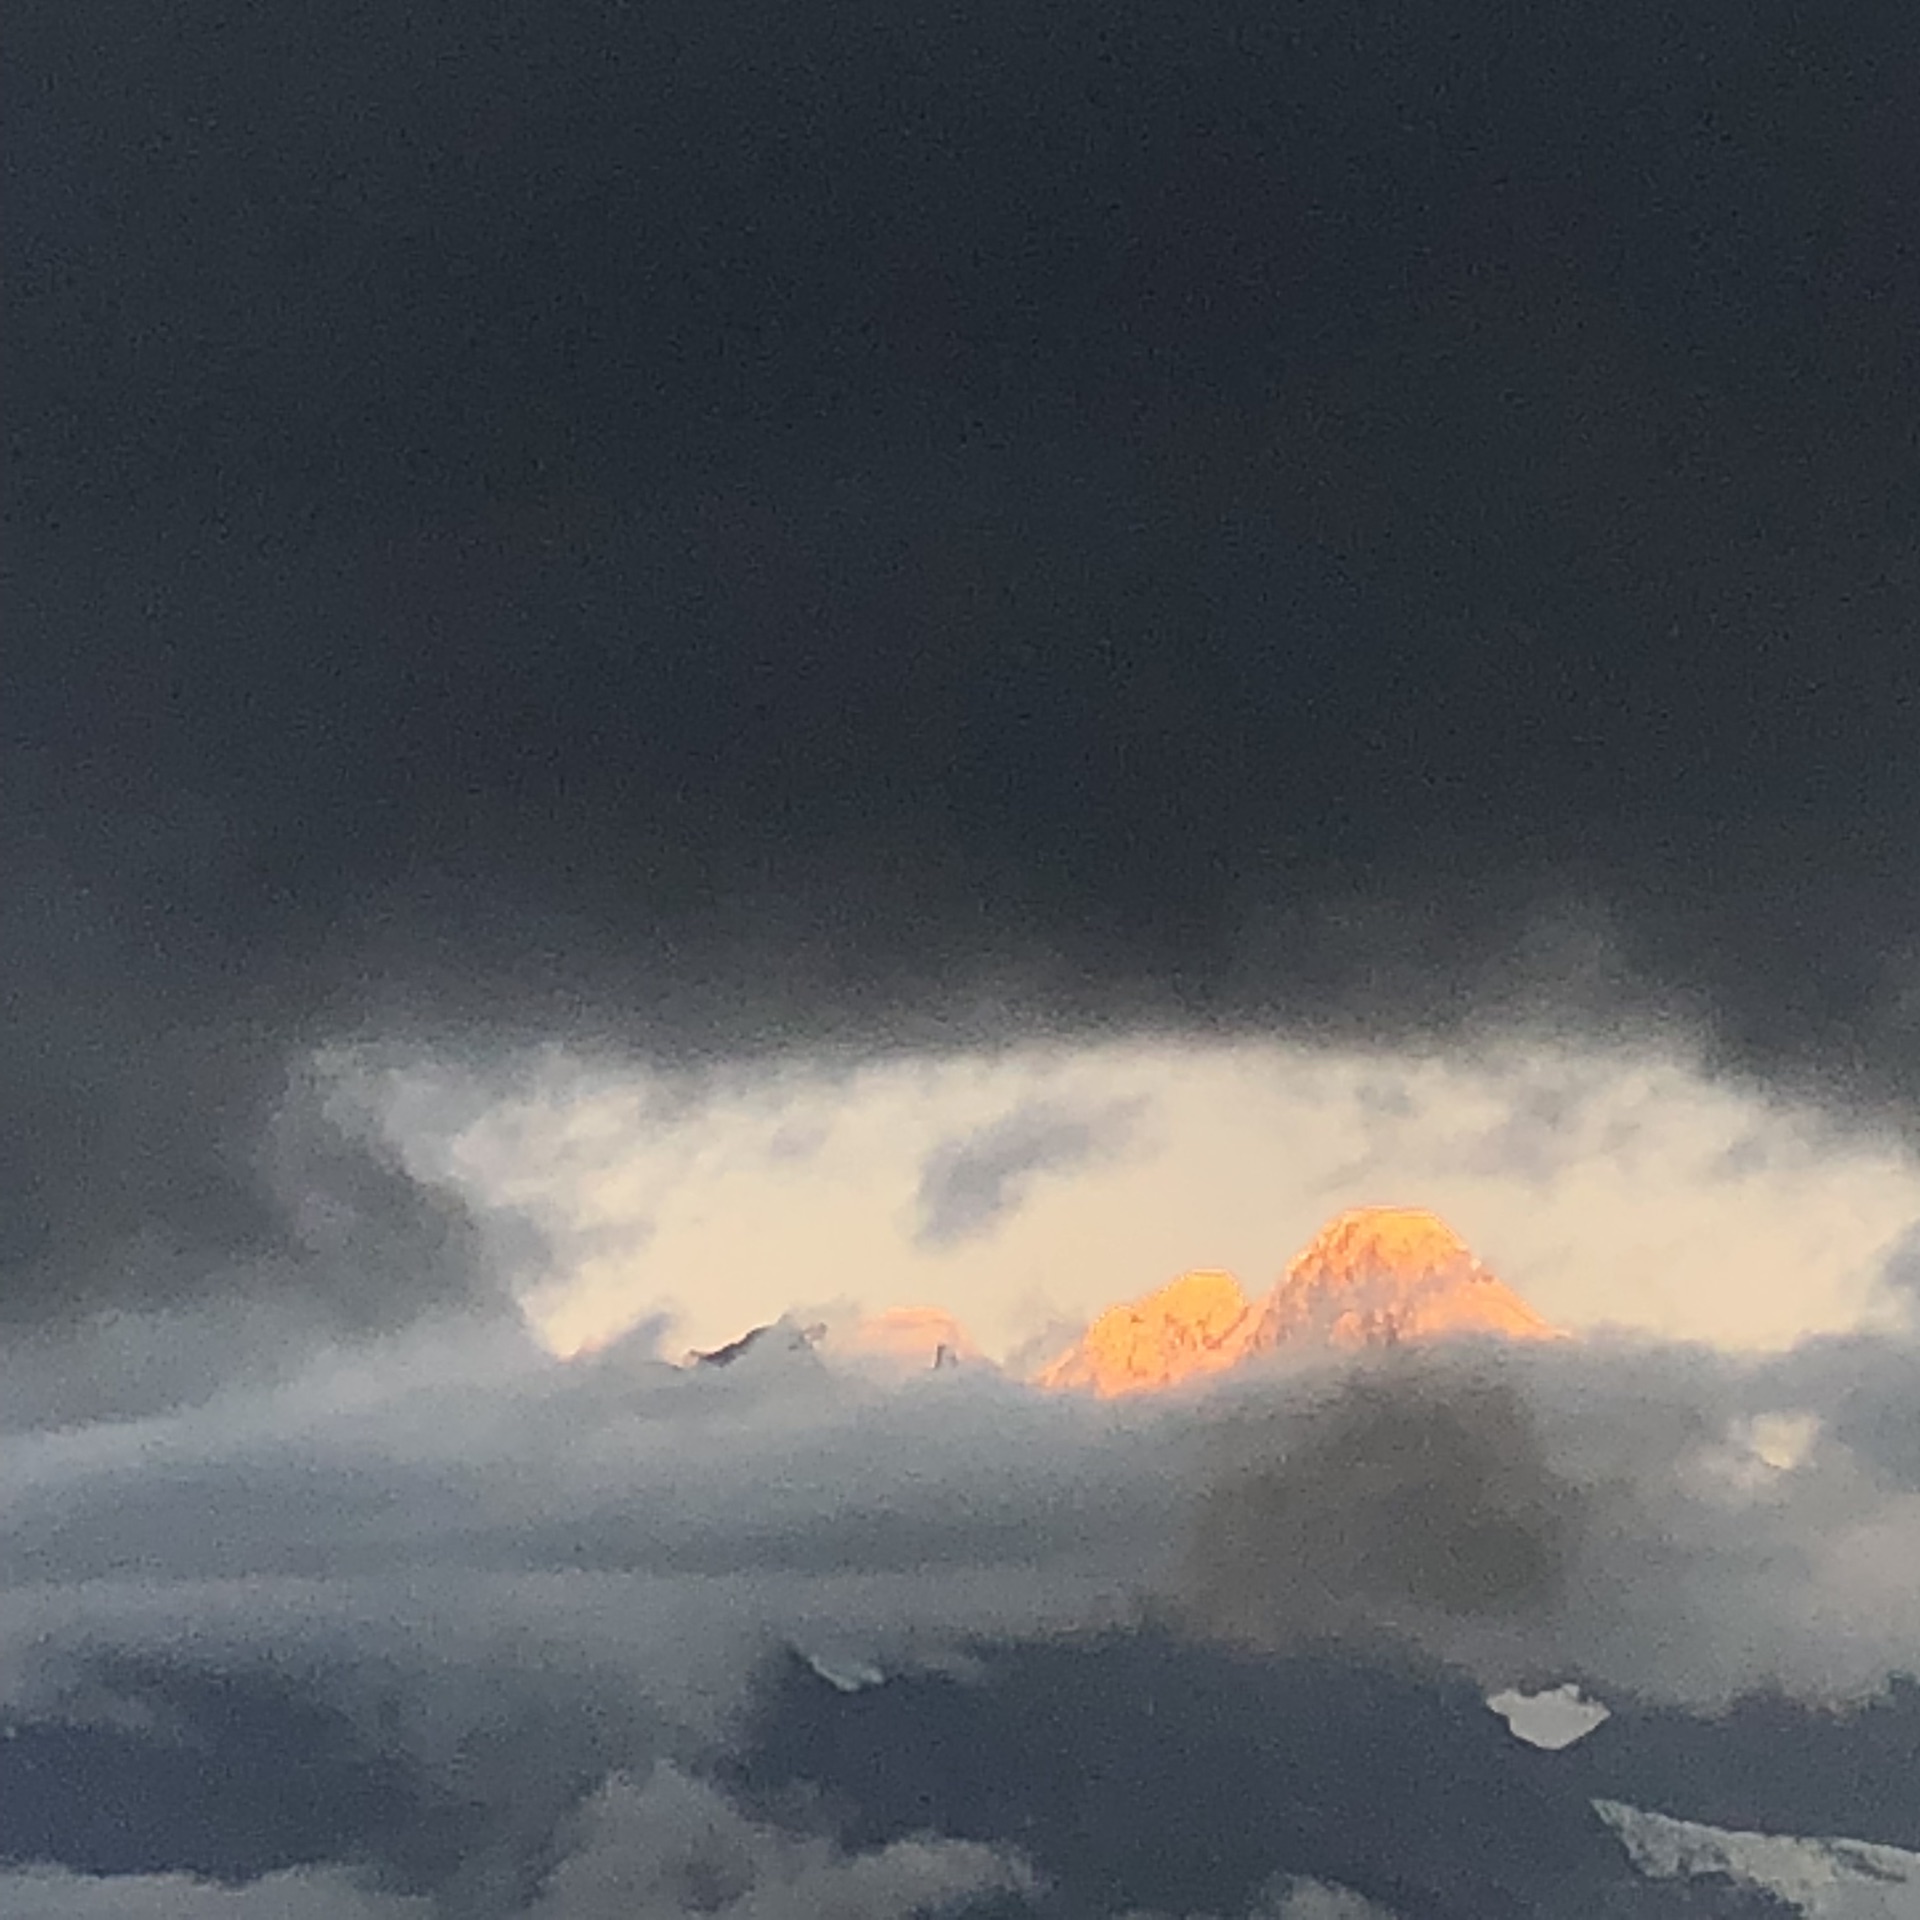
[1599, 1799, 1920, 1919]
[1036, 1205, 1559, 1397]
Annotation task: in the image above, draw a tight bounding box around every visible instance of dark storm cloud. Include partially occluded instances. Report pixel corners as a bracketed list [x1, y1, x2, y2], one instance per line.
[1185, 1367, 1581, 1637]
[0, 1662, 466, 1892]
[8, 0, 1920, 1330]
[0, 809, 507, 1340]
[20, 0, 1920, 1881]
[915, 1100, 1142, 1248]
[726, 1633, 1800, 1920]
[0, 1665, 1027, 1920]
[12, 1641, 1842, 1920]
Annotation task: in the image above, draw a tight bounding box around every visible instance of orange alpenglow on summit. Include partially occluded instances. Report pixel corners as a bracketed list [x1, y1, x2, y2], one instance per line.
[1035, 1268, 1258, 1397]
[1259, 1205, 1561, 1349]
[1036, 1205, 1561, 1397]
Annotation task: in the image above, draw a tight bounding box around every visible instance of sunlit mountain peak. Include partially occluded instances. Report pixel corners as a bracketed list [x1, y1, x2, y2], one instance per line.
[1035, 1205, 1560, 1396]
[1034, 1268, 1257, 1398]
[1256, 1205, 1562, 1350]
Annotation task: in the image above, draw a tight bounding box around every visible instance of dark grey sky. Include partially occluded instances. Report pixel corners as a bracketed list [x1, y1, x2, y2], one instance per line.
[10, 20, 1920, 1910]
[7, 0, 1920, 1324]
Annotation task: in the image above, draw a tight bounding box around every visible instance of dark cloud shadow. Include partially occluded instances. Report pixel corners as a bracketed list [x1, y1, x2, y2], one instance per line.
[1185, 1364, 1583, 1642]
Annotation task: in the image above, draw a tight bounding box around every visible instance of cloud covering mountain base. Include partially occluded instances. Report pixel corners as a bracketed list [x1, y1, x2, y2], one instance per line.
[5, 1299, 1920, 1916]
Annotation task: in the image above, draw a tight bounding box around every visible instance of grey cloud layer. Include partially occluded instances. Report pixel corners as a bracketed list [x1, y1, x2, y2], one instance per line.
[0, 1867, 425, 1919]
[526, 1765, 1030, 1920]
[6, 1319, 1919, 1913]
[8, 1321, 1920, 1716]
[1187, 1370, 1580, 1635]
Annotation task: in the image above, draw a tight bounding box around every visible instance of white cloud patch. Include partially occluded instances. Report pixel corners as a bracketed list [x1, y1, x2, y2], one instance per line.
[1263, 1882, 1403, 1920]
[1120, 1878, 1404, 1920]
[0, 1867, 426, 1919]
[526, 1763, 1031, 1920]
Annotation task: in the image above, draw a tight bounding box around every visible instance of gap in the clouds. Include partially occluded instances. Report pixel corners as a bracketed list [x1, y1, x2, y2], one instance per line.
[330, 1029, 1920, 1367]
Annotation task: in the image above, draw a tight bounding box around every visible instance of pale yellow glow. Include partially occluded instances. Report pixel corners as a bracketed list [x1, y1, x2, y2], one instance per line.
[351, 1035, 1920, 1361]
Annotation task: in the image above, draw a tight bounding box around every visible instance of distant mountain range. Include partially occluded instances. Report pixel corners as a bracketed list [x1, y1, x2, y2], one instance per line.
[689, 1205, 1560, 1394]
